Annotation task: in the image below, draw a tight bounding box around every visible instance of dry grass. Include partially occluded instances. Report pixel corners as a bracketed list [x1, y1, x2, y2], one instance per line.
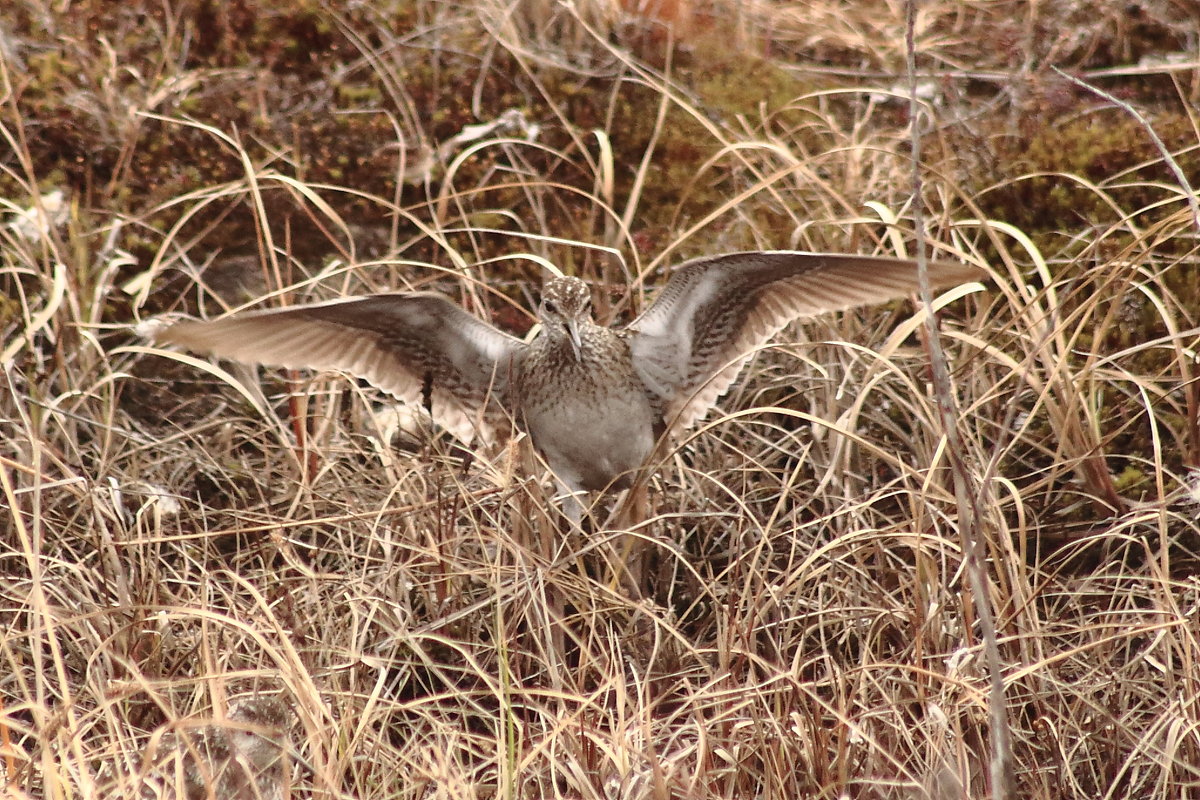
[3, 1, 1200, 798]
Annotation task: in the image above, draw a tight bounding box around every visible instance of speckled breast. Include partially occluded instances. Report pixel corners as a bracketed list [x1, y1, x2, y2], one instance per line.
[516, 335, 659, 492]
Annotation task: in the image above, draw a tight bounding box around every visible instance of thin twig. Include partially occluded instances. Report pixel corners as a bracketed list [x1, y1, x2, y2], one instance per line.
[905, 2, 1014, 798]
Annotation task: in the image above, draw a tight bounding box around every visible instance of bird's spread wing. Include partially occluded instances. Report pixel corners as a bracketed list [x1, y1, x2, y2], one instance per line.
[628, 251, 984, 433]
[159, 293, 524, 445]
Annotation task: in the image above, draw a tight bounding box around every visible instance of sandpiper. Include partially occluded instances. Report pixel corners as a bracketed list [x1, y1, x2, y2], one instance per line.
[140, 696, 293, 800]
[158, 250, 983, 500]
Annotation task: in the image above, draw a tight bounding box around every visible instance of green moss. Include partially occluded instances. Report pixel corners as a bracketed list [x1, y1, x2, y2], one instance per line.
[336, 84, 384, 105]
[957, 110, 1200, 248]
[1112, 465, 1147, 493]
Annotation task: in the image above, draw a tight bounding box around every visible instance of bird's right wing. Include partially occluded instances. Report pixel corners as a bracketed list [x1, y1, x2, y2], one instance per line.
[158, 293, 524, 445]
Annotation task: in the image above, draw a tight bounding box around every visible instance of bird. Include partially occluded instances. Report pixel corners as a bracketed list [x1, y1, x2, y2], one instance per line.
[138, 696, 293, 800]
[157, 250, 983, 501]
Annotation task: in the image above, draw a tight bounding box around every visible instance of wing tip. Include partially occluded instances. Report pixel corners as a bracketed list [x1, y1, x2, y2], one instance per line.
[136, 315, 181, 341]
[154, 317, 232, 352]
[928, 258, 989, 285]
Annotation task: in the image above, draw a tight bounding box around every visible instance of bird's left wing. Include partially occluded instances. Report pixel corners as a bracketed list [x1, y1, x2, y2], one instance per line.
[628, 251, 984, 433]
[159, 293, 524, 445]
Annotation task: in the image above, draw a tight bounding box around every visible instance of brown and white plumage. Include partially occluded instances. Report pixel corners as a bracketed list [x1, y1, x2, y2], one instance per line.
[512, 276, 660, 492]
[161, 294, 522, 445]
[628, 251, 983, 432]
[158, 251, 983, 494]
[139, 696, 293, 800]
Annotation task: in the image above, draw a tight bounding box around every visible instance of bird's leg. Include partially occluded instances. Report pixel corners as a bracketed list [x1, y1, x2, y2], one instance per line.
[604, 439, 669, 598]
[552, 482, 600, 596]
[552, 481, 588, 529]
[605, 484, 649, 598]
[549, 482, 644, 598]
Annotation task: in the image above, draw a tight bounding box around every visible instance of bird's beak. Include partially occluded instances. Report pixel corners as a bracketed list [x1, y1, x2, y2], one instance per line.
[567, 319, 583, 361]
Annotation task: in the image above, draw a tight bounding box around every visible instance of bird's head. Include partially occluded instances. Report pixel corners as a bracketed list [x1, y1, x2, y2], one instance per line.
[539, 276, 592, 361]
[226, 697, 292, 768]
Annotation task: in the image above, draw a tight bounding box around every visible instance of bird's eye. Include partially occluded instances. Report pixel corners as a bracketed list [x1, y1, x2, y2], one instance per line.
[544, 300, 558, 314]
